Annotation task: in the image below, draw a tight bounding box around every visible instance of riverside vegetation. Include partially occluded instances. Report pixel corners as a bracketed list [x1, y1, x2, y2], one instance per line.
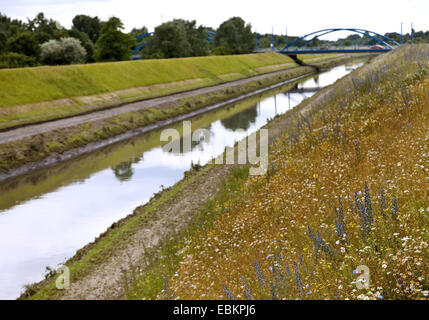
[123, 45, 428, 300]
[21, 45, 427, 300]
[0, 53, 351, 174]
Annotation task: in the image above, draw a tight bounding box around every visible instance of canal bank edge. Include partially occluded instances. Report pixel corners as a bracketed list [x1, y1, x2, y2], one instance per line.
[0, 54, 372, 182]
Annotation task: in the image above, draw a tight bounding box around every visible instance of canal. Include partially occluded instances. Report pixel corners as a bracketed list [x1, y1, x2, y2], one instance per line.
[0, 60, 364, 299]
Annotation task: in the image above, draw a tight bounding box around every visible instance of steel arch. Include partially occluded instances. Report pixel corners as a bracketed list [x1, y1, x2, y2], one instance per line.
[282, 28, 400, 51]
[132, 32, 154, 55]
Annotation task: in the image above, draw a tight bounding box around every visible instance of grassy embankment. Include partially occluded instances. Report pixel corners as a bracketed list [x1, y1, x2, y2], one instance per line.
[121, 45, 428, 300]
[0, 53, 339, 129]
[0, 53, 352, 173]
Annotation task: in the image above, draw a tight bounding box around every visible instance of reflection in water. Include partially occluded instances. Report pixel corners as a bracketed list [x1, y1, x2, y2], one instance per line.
[0, 61, 365, 299]
[165, 131, 213, 155]
[220, 105, 258, 131]
[313, 75, 320, 84]
[111, 156, 142, 182]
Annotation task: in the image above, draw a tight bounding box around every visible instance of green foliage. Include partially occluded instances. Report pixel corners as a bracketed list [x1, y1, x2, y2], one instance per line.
[72, 15, 102, 43]
[0, 12, 26, 38]
[129, 26, 148, 39]
[94, 17, 133, 62]
[41, 37, 86, 65]
[185, 22, 210, 57]
[145, 19, 209, 58]
[0, 32, 6, 53]
[211, 46, 229, 56]
[6, 31, 41, 59]
[68, 27, 94, 62]
[215, 17, 254, 54]
[0, 52, 38, 68]
[145, 20, 190, 58]
[27, 12, 68, 43]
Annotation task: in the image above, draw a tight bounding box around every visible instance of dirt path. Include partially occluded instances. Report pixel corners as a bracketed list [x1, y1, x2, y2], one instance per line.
[0, 67, 307, 144]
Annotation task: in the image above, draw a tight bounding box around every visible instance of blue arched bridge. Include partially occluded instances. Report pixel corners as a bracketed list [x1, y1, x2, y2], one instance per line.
[132, 28, 400, 59]
[278, 28, 400, 54]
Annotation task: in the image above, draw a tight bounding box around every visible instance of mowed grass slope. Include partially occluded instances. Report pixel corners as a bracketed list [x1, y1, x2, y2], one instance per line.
[0, 53, 298, 108]
[0, 53, 346, 131]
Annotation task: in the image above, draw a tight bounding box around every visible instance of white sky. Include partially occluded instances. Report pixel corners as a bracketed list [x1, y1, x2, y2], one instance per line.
[1, 0, 428, 39]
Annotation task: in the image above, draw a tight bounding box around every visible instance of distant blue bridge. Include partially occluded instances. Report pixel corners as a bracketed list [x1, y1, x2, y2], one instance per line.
[277, 28, 401, 55]
[132, 27, 400, 60]
[132, 32, 153, 56]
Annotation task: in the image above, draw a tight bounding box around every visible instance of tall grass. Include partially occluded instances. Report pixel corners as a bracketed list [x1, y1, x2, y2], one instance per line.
[140, 45, 429, 300]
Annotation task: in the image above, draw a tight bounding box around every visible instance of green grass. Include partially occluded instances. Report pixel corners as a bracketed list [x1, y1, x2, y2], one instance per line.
[0, 53, 299, 108]
[0, 53, 352, 130]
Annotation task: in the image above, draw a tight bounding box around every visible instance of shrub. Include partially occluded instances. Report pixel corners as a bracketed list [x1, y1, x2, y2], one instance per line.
[41, 37, 86, 65]
[211, 46, 230, 56]
[0, 52, 38, 68]
[6, 31, 41, 59]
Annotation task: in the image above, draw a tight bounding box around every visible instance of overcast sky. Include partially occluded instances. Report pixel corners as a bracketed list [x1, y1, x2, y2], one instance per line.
[1, 0, 428, 39]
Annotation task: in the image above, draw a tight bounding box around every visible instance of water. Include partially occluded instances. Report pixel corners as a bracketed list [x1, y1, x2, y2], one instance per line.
[0, 61, 364, 299]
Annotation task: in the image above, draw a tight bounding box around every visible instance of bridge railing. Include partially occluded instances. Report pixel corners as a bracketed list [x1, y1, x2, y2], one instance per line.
[281, 45, 385, 51]
[254, 45, 392, 53]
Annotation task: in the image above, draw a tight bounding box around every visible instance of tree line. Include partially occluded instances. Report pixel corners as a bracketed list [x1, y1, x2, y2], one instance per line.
[0, 12, 258, 68]
[1, 11, 428, 69]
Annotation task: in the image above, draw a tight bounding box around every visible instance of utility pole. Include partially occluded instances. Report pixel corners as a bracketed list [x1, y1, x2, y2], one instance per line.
[271, 27, 274, 51]
[411, 23, 414, 44]
[255, 32, 258, 52]
[285, 27, 288, 48]
[400, 22, 403, 44]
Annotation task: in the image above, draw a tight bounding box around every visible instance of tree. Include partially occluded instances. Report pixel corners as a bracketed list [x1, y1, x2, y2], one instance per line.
[145, 20, 192, 58]
[41, 37, 86, 65]
[129, 26, 149, 39]
[94, 17, 133, 62]
[144, 19, 209, 58]
[384, 32, 400, 43]
[7, 31, 41, 59]
[346, 34, 361, 41]
[27, 12, 67, 43]
[129, 26, 149, 55]
[72, 15, 102, 43]
[0, 13, 26, 38]
[68, 27, 94, 62]
[185, 21, 210, 57]
[0, 32, 6, 53]
[215, 17, 253, 54]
